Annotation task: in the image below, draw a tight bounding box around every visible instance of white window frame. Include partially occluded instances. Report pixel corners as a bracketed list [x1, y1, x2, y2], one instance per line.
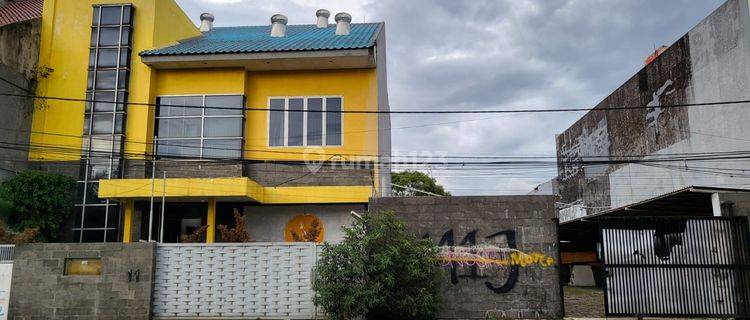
[155, 93, 245, 159]
[266, 96, 344, 148]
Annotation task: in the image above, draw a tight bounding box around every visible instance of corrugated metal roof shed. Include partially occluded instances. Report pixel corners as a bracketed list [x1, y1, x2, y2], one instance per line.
[0, 0, 42, 27]
[140, 23, 382, 56]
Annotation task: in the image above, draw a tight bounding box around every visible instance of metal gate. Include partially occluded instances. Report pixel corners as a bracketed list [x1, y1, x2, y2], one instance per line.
[599, 217, 750, 318]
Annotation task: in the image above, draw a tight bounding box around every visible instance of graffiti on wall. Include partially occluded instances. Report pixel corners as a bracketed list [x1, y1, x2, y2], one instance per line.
[646, 79, 676, 141]
[559, 118, 611, 181]
[425, 229, 555, 294]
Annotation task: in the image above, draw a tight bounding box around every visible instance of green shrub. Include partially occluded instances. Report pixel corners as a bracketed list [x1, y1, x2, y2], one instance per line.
[0, 170, 76, 241]
[314, 211, 443, 320]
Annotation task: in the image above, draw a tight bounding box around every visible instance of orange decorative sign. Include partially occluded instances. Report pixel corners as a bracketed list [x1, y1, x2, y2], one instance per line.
[284, 214, 324, 243]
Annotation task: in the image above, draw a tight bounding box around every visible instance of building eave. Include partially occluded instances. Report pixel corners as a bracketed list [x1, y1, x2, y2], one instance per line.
[140, 48, 375, 71]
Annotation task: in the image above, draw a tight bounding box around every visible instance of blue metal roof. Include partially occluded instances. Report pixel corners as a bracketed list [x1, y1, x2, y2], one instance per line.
[140, 23, 382, 56]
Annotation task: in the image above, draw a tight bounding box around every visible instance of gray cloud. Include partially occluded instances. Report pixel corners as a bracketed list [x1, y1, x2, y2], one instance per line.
[177, 0, 723, 195]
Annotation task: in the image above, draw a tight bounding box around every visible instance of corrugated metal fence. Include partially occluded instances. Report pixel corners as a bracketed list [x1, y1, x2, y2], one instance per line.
[152, 243, 322, 319]
[600, 217, 750, 318]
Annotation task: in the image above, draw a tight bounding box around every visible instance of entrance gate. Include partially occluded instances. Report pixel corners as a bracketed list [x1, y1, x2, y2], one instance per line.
[599, 217, 750, 318]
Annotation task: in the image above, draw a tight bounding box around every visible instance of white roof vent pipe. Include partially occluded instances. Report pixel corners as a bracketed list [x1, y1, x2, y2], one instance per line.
[270, 14, 288, 37]
[199, 13, 214, 32]
[316, 9, 330, 28]
[335, 12, 351, 35]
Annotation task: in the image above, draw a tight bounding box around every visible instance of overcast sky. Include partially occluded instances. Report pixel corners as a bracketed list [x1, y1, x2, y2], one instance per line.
[175, 0, 724, 195]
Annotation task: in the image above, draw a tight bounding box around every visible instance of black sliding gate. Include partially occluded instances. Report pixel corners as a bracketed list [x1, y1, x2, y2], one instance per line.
[599, 217, 750, 318]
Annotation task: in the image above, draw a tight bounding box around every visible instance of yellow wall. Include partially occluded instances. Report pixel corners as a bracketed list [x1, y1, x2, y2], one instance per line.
[245, 69, 380, 162]
[31, 0, 200, 161]
[30, 0, 382, 189]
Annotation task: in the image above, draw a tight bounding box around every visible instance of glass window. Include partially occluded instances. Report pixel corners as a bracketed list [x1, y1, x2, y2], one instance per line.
[88, 113, 123, 134]
[326, 97, 342, 146]
[203, 139, 242, 158]
[158, 118, 201, 138]
[204, 118, 242, 137]
[99, 6, 122, 25]
[81, 230, 105, 243]
[96, 48, 118, 68]
[92, 91, 125, 112]
[158, 96, 202, 116]
[97, 27, 121, 46]
[157, 139, 201, 158]
[288, 98, 304, 146]
[122, 6, 132, 25]
[120, 27, 131, 46]
[268, 97, 343, 147]
[205, 95, 244, 116]
[307, 98, 323, 146]
[83, 205, 107, 228]
[94, 70, 116, 89]
[155, 95, 244, 159]
[269, 99, 285, 147]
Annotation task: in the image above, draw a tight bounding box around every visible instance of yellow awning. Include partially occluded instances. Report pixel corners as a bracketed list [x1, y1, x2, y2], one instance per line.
[98, 177, 372, 204]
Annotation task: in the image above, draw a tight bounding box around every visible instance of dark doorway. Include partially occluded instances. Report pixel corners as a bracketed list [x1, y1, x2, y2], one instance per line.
[142, 203, 207, 243]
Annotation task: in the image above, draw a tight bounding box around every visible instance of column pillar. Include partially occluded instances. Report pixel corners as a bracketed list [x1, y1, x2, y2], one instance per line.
[206, 197, 216, 243]
[123, 200, 134, 243]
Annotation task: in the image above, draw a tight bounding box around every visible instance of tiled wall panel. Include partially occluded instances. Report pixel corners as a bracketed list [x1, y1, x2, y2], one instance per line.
[153, 243, 321, 319]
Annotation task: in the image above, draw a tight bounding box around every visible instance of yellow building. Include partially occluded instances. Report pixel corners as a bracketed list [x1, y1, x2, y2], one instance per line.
[31, 1, 390, 243]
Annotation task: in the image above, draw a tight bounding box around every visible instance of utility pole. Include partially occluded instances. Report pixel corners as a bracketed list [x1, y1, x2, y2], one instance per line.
[148, 137, 156, 242]
[159, 171, 166, 243]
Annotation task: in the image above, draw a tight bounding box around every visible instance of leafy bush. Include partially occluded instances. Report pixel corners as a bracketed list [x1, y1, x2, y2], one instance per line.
[314, 211, 443, 320]
[0, 170, 76, 241]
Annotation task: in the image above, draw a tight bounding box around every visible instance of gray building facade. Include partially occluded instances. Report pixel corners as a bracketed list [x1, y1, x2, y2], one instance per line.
[556, 0, 750, 220]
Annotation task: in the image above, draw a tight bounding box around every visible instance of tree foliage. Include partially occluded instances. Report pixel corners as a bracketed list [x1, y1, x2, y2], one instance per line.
[0, 170, 76, 241]
[391, 170, 451, 197]
[314, 211, 443, 320]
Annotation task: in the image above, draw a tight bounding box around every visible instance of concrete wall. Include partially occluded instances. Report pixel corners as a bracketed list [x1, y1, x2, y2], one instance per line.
[243, 203, 365, 243]
[369, 196, 563, 319]
[557, 0, 750, 213]
[0, 63, 33, 181]
[9, 243, 156, 319]
[0, 19, 40, 79]
[0, 18, 39, 181]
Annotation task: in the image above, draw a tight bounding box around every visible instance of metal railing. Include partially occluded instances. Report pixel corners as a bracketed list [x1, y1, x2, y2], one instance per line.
[0, 245, 14, 263]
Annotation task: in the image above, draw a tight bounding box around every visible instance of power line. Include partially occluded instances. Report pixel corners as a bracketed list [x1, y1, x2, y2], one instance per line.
[3, 140, 750, 168]
[6, 126, 750, 161]
[2, 91, 750, 114]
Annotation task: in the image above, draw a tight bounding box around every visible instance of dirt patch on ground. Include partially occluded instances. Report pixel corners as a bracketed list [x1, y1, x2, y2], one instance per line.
[564, 286, 605, 317]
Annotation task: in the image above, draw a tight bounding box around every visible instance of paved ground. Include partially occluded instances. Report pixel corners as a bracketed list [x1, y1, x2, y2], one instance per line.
[564, 286, 605, 318]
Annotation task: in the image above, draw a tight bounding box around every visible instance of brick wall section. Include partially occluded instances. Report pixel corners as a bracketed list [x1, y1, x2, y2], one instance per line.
[369, 196, 563, 319]
[9, 243, 156, 319]
[123, 160, 374, 187]
[245, 162, 373, 186]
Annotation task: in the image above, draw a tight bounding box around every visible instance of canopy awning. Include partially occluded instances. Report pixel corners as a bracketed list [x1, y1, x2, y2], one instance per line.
[98, 177, 372, 204]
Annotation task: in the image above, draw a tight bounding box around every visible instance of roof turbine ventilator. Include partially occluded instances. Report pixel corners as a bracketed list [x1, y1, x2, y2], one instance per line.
[270, 13, 288, 37]
[335, 12, 351, 36]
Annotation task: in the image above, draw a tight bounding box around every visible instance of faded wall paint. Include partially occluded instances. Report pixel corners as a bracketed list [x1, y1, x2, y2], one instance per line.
[0, 19, 40, 78]
[369, 196, 562, 319]
[557, 0, 750, 213]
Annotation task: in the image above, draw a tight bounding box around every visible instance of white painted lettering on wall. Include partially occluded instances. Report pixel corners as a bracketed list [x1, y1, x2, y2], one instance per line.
[560, 118, 611, 180]
[646, 80, 676, 133]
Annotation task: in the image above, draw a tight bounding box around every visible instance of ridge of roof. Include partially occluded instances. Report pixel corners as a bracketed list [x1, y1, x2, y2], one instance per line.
[141, 22, 383, 57]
